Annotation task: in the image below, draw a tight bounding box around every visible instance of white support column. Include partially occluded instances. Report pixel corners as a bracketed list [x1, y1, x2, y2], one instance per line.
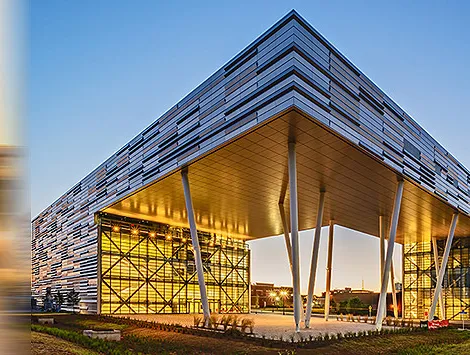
[401, 245, 405, 319]
[428, 213, 459, 321]
[181, 168, 210, 326]
[432, 236, 445, 320]
[279, 202, 293, 275]
[288, 142, 302, 332]
[390, 255, 398, 318]
[376, 180, 404, 330]
[305, 190, 325, 328]
[379, 215, 386, 317]
[324, 220, 334, 321]
[384, 231, 398, 318]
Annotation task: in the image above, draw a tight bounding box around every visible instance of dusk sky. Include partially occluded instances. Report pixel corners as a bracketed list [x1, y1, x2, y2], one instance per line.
[30, 1, 470, 294]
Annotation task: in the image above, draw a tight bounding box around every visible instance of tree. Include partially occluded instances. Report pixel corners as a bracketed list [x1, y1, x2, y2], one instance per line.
[330, 299, 339, 314]
[43, 287, 54, 312]
[67, 289, 81, 314]
[54, 290, 65, 312]
[254, 295, 259, 308]
[31, 297, 37, 311]
[339, 300, 348, 314]
[346, 296, 368, 315]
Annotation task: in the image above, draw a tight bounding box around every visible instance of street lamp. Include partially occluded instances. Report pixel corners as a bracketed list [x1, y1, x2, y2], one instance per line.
[280, 290, 288, 315]
[269, 290, 289, 314]
[269, 291, 277, 312]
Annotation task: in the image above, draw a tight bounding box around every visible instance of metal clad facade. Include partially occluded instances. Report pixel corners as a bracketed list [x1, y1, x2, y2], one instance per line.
[32, 11, 470, 311]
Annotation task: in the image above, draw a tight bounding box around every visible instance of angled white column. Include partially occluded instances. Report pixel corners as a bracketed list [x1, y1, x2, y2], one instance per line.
[432, 236, 445, 320]
[384, 231, 398, 318]
[305, 190, 325, 328]
[279, 202, 293, 275]
[181, 168, 210, 326]
[428, 213, 459, 321]
[401, 245, 405, 319]
[376, 180, 404, 330]
[401, 244, 405, 319]
[379, 215, 386, 317]
[288, 142, 302, 332]
[324, 220, 334, 321]
[390, 254, 398, 318]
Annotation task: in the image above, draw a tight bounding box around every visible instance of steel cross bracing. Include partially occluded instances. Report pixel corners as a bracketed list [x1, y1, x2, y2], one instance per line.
[403, 242, 435, 319]
[99, 214, 250, 315]
[438, 238, 470, 320]
[404, 238, 470, 321]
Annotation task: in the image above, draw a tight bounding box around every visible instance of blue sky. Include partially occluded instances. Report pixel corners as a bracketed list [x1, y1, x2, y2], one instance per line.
[30, 1, 470, 293]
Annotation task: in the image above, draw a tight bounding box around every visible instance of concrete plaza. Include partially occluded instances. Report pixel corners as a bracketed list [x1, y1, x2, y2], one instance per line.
[116, 313, 389, 339]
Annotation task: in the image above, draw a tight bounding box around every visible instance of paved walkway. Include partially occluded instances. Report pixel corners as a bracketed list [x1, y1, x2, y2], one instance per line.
[116, 313, 387, 340]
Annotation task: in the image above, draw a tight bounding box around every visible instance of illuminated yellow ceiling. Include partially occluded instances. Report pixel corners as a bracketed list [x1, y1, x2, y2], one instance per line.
[103, 108, 470, 244]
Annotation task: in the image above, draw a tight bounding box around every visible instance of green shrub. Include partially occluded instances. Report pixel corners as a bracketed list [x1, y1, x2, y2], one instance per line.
[240, 317, 254, 333]
[221, 314, 231, 330]
[193, 315, 202, 328]
[209, 314, 219, 329]
[223, 328, 244, 338]
[231, 315, 240, 329]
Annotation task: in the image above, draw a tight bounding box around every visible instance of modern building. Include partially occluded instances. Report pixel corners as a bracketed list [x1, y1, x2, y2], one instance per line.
[32, 10, 470, 330]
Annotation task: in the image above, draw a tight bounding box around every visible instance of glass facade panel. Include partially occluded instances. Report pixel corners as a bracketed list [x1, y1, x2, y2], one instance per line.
[404, 238, 470, 320]
[98, 213, 250, 314]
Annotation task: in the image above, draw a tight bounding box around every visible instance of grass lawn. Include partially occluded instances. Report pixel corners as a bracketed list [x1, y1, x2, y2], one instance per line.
[32, 314, 280, 354]
[31, 314, 470, 354]
[32, 331, 100, 355]
[308, 329, 470, 354]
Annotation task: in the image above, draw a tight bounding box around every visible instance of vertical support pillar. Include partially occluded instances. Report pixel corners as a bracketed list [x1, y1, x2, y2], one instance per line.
[432, 236, 445, 320]
[279, 203, 293, 274]
[288, 142, 301, 332]
[305, 190, 325, 328]
[181, 167, 210, 326]
[379, 215, 386, 317]
[376, 179, 404, 330]
[390, 255, 398, 318]
[324, 220, 334, 321]
[428, 213, 459, 321]
[401, 245, 405, 319]
[96, 216, 102, 315]
[248, 249, 252, 313]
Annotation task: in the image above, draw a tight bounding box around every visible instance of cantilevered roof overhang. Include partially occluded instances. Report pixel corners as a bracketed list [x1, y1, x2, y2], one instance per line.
[103, 107, 470, 244]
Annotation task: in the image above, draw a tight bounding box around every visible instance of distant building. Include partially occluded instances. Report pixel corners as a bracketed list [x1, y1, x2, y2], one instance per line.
[251, 283, 293, 308]
[321, 287, 402, 316]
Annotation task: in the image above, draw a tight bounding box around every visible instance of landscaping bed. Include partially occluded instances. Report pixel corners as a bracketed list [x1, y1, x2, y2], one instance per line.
[31, 314, 281, 354]
[30, 314, 470, 354]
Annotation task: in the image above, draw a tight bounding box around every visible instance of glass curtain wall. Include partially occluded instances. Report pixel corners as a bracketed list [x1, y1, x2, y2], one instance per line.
[403, 238, 470, 320]
[98, 213, 250, 314]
